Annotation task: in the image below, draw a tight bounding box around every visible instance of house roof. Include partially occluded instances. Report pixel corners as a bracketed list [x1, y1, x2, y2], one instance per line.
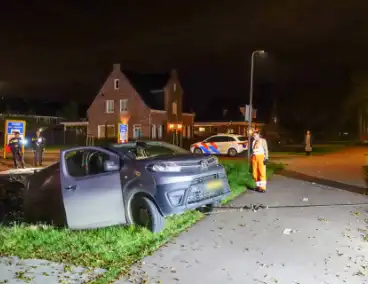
[123, 71, 170, 111]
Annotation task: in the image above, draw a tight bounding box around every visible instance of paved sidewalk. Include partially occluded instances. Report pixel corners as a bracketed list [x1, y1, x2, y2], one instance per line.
[282, 147, 367, 188]
[117, 176, 368, 284]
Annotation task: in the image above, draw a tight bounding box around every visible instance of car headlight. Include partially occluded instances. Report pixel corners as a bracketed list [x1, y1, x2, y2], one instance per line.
[149, 162, 181, 172]
[167, 189, 185, 206]
[21, 139, 28, 145]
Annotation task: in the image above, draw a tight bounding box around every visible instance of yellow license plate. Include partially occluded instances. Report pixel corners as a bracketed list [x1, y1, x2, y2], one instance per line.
[206, 180, 223, 190]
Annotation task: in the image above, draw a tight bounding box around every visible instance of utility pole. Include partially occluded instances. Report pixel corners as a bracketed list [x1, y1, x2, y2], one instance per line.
[247, 50, 266, 167]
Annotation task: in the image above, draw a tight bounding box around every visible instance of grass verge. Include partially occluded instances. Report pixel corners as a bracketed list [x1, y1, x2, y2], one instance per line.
[0, 160, 282, 283]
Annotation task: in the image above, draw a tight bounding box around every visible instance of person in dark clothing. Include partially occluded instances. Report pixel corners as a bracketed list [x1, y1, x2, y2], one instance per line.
[8, 132, 25, 168]
[32, 130, 46, 166]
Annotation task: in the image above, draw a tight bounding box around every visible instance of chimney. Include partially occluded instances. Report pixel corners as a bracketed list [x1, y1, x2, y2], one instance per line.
[170, 69, 178, 79]
[113, 63, 121, 71]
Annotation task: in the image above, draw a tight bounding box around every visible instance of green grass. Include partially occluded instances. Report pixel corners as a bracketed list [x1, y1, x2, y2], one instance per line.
[220, 159, 284, 203]
[0, 160, 282, 283]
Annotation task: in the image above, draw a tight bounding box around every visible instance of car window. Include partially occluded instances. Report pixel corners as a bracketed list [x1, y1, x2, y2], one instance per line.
[237, 136, 247, 141]
[109, 141, 188, 159]
[65, 150, 86, 177]
[87, 151, 111, 175]
[206, 136, 230, 143]
[65, 149, 116, 177]
[145, 145, 175, 157]
[225, 136, 236, 142]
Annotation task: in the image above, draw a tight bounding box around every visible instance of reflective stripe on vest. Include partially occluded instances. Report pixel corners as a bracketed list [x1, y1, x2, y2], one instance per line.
[252, 139, 265, 155]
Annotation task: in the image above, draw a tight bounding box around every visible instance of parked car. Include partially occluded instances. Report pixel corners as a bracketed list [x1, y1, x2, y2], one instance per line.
[190, 134, 248, 157]
[23, 141, 231, 233]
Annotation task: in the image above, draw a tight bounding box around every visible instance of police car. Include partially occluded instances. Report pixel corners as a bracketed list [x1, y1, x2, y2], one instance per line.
[190, 134, 248, 157]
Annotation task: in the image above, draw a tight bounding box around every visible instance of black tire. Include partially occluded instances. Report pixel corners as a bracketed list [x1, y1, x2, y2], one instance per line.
[194, 148, 203, 154]
[196, 200, 220, 214]
[227, 148, 238, 157]
[130, 196, 165, 233]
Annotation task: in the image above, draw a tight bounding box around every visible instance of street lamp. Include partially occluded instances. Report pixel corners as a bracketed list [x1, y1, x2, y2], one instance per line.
[247, 49, 266, 166]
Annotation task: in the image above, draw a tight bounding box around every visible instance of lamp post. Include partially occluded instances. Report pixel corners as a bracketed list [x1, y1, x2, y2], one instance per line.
[247, 50, 266, 166]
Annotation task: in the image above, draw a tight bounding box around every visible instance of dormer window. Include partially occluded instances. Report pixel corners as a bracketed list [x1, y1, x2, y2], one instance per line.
[114, 79, 119, 90]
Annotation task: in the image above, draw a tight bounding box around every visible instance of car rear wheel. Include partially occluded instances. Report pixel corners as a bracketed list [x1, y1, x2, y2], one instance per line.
[193, 148, 202, 154]
[227, 148, 238, 157]
[130, 196, 165, 233]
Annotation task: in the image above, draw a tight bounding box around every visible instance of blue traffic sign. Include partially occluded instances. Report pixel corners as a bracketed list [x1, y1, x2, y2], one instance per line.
[7, 121, 25, 135]
[119, 124, 127, 133]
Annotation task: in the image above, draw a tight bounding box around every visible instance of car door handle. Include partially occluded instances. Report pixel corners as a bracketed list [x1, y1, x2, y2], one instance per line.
[65, 185, 77, 191]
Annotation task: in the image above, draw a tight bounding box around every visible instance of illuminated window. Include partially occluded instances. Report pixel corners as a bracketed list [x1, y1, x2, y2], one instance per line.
[98, 125, 115, 138]
[199, 127, 205, 132]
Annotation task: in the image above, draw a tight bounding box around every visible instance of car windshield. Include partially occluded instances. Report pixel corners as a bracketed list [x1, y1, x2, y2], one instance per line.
[109, 141, 189, 160]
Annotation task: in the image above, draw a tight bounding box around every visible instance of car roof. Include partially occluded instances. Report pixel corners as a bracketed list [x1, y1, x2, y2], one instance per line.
[208, 133, 246, 138]
[107, 140, 189, 154]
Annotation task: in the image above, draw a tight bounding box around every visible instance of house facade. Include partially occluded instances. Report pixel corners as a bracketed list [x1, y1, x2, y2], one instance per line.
[87, 64, 195, 141]
[193, 121, 265, 138]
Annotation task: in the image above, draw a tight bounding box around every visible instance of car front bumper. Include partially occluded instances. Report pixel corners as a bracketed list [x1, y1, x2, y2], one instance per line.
[153, 166, 231, 216]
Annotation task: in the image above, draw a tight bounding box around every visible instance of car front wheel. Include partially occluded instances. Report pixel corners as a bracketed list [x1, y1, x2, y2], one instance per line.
[194, 148, 203, 154]
[130, 196, 165, 233]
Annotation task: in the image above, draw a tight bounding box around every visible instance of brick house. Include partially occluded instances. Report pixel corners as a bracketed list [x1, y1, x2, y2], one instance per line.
[87, 64, 195, 141]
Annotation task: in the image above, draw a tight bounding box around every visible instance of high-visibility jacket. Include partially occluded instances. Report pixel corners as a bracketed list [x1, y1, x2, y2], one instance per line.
[252, 138, 269, 159]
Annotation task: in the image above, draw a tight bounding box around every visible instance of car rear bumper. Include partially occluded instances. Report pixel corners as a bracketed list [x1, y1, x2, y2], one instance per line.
[154, 170, 231, 216]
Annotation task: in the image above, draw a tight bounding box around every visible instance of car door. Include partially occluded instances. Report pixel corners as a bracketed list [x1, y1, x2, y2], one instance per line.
[224, 136, 237, 151]
[204, 136, 226, 154]
[60, 146, 125, 230]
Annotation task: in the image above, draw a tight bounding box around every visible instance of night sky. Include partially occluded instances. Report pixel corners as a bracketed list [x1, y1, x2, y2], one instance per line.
[0, 1, 367, 131]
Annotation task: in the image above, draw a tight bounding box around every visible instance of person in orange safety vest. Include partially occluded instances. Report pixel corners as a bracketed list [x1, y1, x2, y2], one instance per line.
[251, 129, 269, 192]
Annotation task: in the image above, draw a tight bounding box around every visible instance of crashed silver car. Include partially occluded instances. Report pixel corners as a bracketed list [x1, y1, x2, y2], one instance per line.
[22, 141, 231, 232]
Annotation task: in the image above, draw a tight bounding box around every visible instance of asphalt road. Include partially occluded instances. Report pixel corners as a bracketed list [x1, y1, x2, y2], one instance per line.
[221, 147, 367, 188]
[117, 176, 368, 284]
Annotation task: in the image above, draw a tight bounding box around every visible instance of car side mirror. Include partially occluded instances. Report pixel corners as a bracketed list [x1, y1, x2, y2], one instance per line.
[104, 160, 119, 172]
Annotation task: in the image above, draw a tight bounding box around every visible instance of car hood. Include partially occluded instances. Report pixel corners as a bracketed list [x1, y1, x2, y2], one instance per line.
[144, 154, 214, 163]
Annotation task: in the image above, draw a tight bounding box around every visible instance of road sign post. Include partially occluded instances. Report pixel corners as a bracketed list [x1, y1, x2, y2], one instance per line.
[3, 120, 27, 159]
[118, 123, 128, 144]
